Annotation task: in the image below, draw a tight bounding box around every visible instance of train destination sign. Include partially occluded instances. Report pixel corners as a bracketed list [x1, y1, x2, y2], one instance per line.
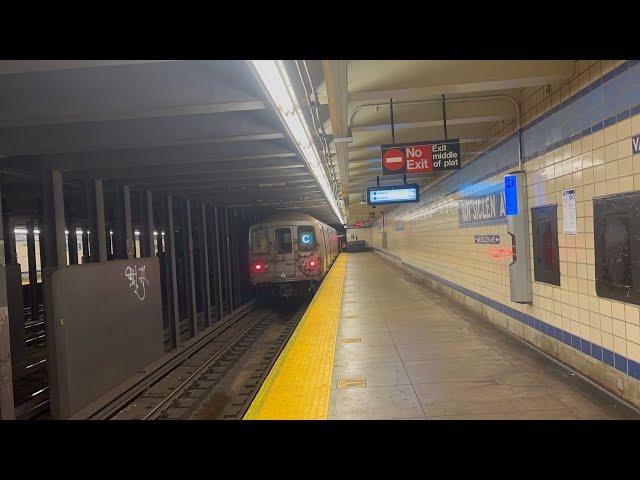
[367, 184, 420, 206]
[381, 139, 461, 176]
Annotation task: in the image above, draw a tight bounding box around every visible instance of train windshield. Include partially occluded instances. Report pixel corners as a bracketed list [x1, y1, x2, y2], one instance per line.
[297, 226, 316, 252]
[275, 228, 293, 254]
[251, 228, 269, 254]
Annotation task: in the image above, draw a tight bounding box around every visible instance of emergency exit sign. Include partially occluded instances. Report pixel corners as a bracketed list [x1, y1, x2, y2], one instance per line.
[381, 139, 462, 176]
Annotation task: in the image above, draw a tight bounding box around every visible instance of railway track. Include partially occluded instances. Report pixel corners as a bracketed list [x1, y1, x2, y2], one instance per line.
[111, 296, 309, 420]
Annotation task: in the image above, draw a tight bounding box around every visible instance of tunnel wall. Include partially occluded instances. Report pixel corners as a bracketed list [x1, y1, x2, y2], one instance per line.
[372, 60, 640, 407]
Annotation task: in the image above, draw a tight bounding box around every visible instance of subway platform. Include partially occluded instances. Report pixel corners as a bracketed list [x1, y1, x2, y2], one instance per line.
[245, 252, 640, 420]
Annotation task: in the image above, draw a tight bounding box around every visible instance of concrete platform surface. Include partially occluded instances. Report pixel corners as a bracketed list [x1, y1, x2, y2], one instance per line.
[328, 252, 640, 420]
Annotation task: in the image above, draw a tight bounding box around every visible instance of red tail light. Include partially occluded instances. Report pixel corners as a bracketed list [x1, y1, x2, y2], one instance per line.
[253, 261, 265, 272]
[308, 259, 317, 269]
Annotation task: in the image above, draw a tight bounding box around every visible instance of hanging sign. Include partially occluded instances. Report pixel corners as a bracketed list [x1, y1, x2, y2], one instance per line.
[367, 184, 420, 206]
[380, 139, 461, 176]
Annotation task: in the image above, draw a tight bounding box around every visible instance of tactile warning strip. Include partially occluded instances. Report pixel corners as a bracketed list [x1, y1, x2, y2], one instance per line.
[243, 254, 347, 420]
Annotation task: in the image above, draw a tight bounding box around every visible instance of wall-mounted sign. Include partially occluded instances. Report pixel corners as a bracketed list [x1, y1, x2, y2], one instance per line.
[395, 219, 404, 231]
[504, 174, 518, 216]
[562, 188, 577, 235]
[474, 235, 500, 244]
[633, 134, 640, 154]
[367, 184, 420, 206]
[381, 139, 461, 176]
[458, 187, 506, 228]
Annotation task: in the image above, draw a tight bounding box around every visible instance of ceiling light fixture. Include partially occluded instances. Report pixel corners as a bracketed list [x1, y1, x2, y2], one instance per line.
[250, 60, 345, 224]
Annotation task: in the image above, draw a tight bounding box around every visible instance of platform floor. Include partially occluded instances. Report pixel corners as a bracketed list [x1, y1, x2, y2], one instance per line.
[247, 252, 640, 420]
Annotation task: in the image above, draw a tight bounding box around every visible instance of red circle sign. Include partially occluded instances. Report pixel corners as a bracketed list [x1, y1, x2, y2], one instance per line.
[382, 148, 406, 172]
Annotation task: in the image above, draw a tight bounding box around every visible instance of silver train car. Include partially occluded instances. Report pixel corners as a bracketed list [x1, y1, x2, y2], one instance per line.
[248, 213, 339, 297]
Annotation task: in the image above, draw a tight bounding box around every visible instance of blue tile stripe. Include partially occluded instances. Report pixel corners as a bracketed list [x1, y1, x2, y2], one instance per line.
[372, 60, 640, 228]
[373, 247, 640, 381]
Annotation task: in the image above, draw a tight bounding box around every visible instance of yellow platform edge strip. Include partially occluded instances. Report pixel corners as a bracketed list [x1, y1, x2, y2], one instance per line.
[243, 254, 347, 420]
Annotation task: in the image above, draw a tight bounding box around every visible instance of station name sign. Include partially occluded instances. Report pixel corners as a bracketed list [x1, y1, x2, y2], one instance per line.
[458, 188, 507, 228]
[367, 184, 420, 206]
[381, 139, 462, 176]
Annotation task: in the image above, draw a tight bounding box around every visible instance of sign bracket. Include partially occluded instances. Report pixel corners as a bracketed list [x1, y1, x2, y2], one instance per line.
[389, 98, 395, 144]
[441, 94, 448, 140]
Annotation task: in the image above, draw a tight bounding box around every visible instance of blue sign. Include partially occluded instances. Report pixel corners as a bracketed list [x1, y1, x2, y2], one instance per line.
[504, 174, 518, 216]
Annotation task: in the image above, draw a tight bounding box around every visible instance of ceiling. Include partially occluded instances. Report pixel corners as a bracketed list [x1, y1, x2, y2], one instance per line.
[0, 60, 581, 227]
[311, 60, 577, 222]
[0, 60, 339, 225]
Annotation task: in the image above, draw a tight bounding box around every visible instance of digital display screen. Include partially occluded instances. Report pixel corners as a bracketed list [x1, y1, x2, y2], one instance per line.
[367, 184, 420, 205]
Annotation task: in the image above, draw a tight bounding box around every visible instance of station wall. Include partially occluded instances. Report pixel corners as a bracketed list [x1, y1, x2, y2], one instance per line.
[346, 227, 372, 246]
[372, 60, 640, 406]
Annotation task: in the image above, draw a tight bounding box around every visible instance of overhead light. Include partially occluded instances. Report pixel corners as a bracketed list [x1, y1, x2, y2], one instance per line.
[251, 60, 345, 224]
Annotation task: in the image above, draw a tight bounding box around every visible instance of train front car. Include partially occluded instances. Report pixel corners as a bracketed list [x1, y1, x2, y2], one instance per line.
[249, 213, 337, 298]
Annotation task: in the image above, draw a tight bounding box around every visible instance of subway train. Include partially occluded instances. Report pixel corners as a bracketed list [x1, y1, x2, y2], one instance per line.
[248, 213, 339, 297]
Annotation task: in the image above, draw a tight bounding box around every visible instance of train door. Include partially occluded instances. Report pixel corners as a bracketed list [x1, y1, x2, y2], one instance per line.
[274, 227, 296, 279]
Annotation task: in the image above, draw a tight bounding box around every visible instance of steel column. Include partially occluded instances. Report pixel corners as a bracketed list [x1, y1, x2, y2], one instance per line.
[224, 209, 233, 312]
[0, 186, 15, 420]
[165, 196, 181, 347]
[213, 207, 224, 321]
[232, 209, 241, 307]
[143, 190, 155, 257]
[67, 222, 78, 265]
[200, 202, 211, 327]
[41, 169, 67, 420]
[123, 186, 134, 259]
[26, 221, 38, 308]
[94, 179, 107, 262]
[185, 200, 197, 336]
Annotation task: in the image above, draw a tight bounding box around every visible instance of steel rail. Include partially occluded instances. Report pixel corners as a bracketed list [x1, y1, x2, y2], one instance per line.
[142, 307, 275, 420]
[76, 300, 257, 420]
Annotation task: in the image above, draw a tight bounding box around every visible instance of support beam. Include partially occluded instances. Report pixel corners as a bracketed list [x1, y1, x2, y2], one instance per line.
[0, 186, 15, 420]
[123, 186, 134, 259]
[142, 191, 155, 257]
[94, 180, 107, 262]
[41, 169, 67, 420]
[185, 200, 198, 336]
[165, 196, 181, 347]
[200, 203, 211, 327]
[213, 207, 224, 321]
[224, 209, 233, 312]
[67, 221, 78, 265]
[340, 75, 568, 103]
[349, 115, 506, 133]
[322, 60, 349, 199]
[1, 100, 267, 128]
[26, 221, 37, 307]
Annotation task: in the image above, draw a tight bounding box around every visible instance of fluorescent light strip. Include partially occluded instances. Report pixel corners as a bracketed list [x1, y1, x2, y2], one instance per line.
[251, 60, 345, 224]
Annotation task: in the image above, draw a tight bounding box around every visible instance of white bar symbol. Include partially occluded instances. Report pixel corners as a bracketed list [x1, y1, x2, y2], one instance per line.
[386, 156, 403, 163]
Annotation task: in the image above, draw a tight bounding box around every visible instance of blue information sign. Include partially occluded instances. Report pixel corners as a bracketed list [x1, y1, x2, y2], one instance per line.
[504, 174, 518, 216]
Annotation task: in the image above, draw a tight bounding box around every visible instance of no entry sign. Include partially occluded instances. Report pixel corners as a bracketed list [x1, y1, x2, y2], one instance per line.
[381, 139, 462, 176]
[382, 148, 406, 172]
